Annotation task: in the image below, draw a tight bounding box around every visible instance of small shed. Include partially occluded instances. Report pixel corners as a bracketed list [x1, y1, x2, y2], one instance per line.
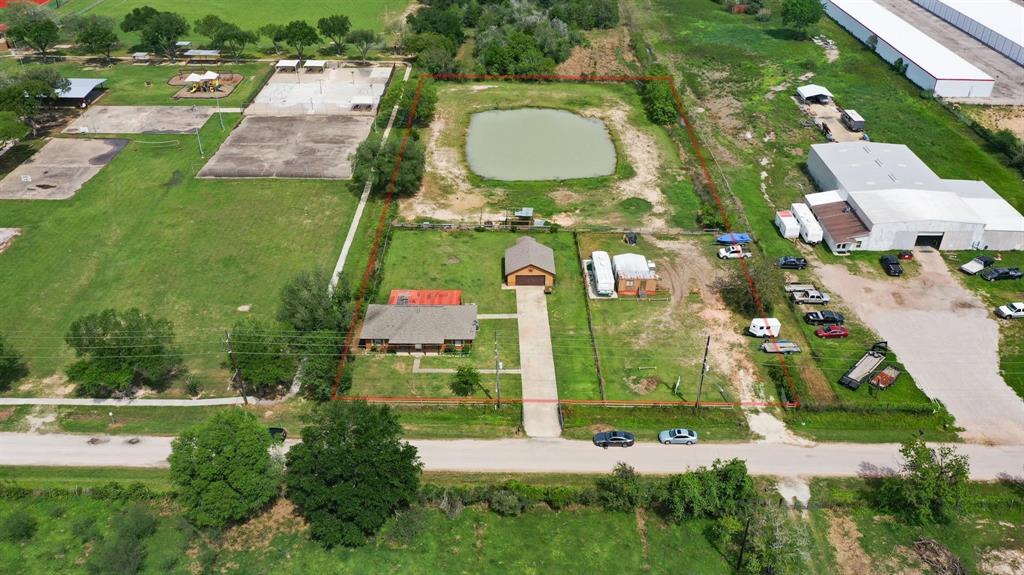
[612, 253, 658, 296]
[131, 52, 151, 64]
[504, 236, 556, 291]
[183, 49, 220, 63]
[510, 207, 534, 226]
[775, 210, 800, 239]
[796, 84, 833, 104]
[303, 59, 327, 72]
[275, 59, 300, 73]
[56, 78, 106, 107]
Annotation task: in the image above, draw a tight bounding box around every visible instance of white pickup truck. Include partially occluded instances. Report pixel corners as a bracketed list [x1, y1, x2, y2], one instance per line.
[718, 245, 752, 259]
[790, 289, 831, 305]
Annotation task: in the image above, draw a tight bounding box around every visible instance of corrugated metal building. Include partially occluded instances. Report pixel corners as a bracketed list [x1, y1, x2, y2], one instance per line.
[805, 142, 1024, 252]
[912, 0, 1024, 66]
[824, 0, 994, 97]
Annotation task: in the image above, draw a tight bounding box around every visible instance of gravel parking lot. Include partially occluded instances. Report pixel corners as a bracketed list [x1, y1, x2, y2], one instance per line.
[818, 250, 1024, 445]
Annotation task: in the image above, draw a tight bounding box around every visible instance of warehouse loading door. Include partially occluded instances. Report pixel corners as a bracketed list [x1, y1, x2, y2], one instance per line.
[915, 234, 943, 249]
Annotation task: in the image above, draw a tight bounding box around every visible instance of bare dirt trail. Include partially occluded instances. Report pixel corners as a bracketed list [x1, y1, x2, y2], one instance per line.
[817, 250, 1024, 445]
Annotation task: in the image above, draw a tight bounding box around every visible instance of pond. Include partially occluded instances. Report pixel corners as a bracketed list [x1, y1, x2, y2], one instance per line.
[465, 108, 616, 181]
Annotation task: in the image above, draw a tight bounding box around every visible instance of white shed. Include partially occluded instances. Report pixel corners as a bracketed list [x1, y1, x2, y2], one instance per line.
[790, 203, 824, 244]
[591, 251, 615, 296]
[775, 210, 800, 239]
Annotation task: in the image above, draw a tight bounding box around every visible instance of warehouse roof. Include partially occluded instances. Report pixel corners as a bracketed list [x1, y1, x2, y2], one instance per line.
[808, 200, 871, 242]
[827, 0, 992, 81]
[850, 188, 985, 225]
[945, 180, 1024, 232]
[360, 304, 478, 345]
[504, 236, 555, 276]
[812, 142, 945, 192]
[922, 0, 1024, 50]
[57, 78, 106, 100]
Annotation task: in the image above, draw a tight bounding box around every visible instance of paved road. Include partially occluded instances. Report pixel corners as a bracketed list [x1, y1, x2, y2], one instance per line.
[2, 433, 1022, 480]
[515, 286, 562, 437]
[819, 250, 1024, 445]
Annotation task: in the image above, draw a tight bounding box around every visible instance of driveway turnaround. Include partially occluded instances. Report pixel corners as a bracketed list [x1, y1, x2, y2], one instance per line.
[818, 250, 1024, 445]
[2, 433, 1022, 480]
[515, 286, 562, 437]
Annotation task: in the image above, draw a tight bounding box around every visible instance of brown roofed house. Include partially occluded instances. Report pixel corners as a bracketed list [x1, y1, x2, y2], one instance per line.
[504, 236, 556, 292]
[359, 304, 478, 354]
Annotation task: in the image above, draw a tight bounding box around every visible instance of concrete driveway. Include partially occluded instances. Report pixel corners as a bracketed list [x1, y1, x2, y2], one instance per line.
[818, 250, 1024, 445]
[515, 286, 562, 437]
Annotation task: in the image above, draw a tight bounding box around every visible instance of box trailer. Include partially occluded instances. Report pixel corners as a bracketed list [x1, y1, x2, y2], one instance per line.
[591, 251, 615, 296]
[748, 317, 781, 338]
[775, 210, 800, 239]
[840, 108, 865, 131]
[790, 203, 824, 244]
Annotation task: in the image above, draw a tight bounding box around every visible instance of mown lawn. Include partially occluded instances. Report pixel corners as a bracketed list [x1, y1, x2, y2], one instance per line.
[0, 114, 357, 395]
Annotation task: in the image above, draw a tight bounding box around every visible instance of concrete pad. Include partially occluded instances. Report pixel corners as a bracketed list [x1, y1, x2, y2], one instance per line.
[197, 115, 373, 179]
[246, 65, 391, 116]
[65, 106, 215, 134]
[0, 228, 21, 253]
[0, 138, 127, 200]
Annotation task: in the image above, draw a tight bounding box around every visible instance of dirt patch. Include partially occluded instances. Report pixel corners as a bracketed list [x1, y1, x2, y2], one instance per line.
[446, 255, 461, 264]
[550, 188, 582, 204]
[704, 95, 744, 134]
[800, 362, 837, 404]
[595, 105, 670, 229]
[222, 499, 307, 551]
[26, 406, 57, 433]
[627, 376, 661, 395]
[913, 539, 965, 575]
[813, 36, 840, 63]
[0, 228, 21, 253]
[970, 105, 1024, 135]
[979, 548, 1024, 575]
[827, 511, 874, 575]
[556, 27, 637, 76]
[0, 408, 14, 422]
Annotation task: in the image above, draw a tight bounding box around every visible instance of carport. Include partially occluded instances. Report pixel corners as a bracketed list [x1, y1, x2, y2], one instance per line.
[275, 59, 299, 73]
[796, 84, 833, 104]
[303, 59, 327, 72]
[56, 78, 106, 107]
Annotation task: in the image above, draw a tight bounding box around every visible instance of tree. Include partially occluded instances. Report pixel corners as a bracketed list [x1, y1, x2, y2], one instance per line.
[317, 14, 351, 55]
[73, 15, 121, 62]
[258, 23, 286, 53]
[0, 67, 69, 134]
[781, 0, 824, 37]
[85, 504, 158, 575]
[5, 2, 61, 57]
[351, 131, 426, 197]
[406, 32, 458, 74]
[140, 12, 190, 59]
[286, 401, 421, 547]
[229, 316, 296, 398]
[734, 500, 803, 575]
[0, 333, 28, 392]
[595, 462, 653, 511]
[407, 7, 465, 45]
[347, 29, 381, 63]
[880, 437, 970, 524]
[714, 258, 781, 317]
[169, 409, 279, 528]
[120, 6, 159, 32]
[395, 77, 437, 128]
[277, 269, 351, 334]
[296, 331, 348, 401]
[283, 20, 321, 60]
[663, 459, 755, 522]
[64, 309, 182, 397]
[449, 365, 481, 396]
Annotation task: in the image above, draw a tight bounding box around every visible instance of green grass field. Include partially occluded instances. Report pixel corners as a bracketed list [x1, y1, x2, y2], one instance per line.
[0, 115, 357, 396]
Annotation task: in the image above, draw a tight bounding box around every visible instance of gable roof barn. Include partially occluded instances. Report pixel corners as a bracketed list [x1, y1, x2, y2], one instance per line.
[359, 304, 478, 345]
[504, 236, 555, 276]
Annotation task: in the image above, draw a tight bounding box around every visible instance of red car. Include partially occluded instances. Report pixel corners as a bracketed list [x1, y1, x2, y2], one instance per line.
[815, 325, 849, 338]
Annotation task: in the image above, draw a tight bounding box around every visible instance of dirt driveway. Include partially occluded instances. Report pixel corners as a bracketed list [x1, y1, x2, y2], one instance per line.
[817, 250, 1024, 445]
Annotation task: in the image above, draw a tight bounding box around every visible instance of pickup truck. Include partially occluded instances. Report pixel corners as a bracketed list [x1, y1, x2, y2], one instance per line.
[960, 256, 995, 275]
[718, 245, 752, 259]
[840, 342, 888, 390]
[790, 289, 831, 305]
[760, 340, 801, 354]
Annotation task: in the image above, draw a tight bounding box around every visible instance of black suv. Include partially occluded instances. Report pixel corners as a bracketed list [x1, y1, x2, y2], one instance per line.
[980, 267, 1023, 282]
[804, 310, 845, 325]
[775, 256, 808, 270]
[880, 255, 904, 277]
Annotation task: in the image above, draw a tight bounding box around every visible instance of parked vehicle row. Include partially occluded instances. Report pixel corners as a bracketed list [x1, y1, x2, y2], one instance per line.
[593, 428, 699, 448]
[981, 267, 1022, 282]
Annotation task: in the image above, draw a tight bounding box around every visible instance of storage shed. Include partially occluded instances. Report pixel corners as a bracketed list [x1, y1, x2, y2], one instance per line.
[612, 253, 658, 296]
[591, 251, 615, 296]
[504, 236, 556, 291]
[775, 210, 801, 239]
[824, 0, 994, 98]
[912, 0, 1024, 66]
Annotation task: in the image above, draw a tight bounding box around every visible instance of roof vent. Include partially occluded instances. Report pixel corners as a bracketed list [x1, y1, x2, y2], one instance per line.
[397, 295, 409, 306]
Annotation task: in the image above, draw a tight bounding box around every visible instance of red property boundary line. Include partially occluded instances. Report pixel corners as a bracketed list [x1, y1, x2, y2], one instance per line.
[331, 73, 802, 410]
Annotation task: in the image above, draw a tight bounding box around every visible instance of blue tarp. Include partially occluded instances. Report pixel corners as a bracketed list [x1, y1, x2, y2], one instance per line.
[716, 232, 752, 244]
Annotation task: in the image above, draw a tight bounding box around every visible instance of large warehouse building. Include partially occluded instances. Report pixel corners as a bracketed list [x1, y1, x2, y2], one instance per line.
[804, 142, 1024, 253]
[912, 0, 1024, 66]
[824, 0, 994, 97]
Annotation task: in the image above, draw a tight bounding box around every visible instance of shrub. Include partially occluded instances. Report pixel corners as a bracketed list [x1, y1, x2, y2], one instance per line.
[387, 506, 429, 543]
[488, 489, 525, 516]
[71, 515, 100, 542]
[86, 504, 158, 575]
[439, 489, 464, 519]
[754, 8, 772, 21]
[596, 462, 653, 511]
[1, 508, 38, 542]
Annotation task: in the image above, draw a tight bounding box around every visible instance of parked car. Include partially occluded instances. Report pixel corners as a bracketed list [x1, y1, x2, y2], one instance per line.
[718, 245, 752, 259]
[804, 310, 845, 325]
[790, 289, 831, 305]
[658, 428, 699, 445]
[959, 256, 996, 275]
[880, 255, 903, 277]
[268, 427, 288, 441]
[897, 251, 913, 260]
[980, 267, 1023, 282]
[995, 302, 1024, 319]
[775, 256, 807, 270]
[815, 324, 849, 338]
[593, 430, 636, 448]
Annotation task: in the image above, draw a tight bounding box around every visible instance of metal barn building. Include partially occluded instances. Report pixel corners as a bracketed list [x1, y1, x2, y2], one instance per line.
[824, 0, 994, 98]
[804, 142, 1024, 253]
[912, 0, 1024, 66]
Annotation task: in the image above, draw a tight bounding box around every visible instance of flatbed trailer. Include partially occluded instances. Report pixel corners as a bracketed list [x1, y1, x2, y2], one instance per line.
[840, 342, 888, 390]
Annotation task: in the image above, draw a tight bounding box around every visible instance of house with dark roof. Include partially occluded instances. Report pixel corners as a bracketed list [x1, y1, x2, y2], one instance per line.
[358, 303, 478, 354]
[503, 236, 555, 291]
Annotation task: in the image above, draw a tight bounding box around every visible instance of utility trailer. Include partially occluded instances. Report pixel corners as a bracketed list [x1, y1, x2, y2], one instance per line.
[760, 340, 802, 354]
[840, 342, 888, 390]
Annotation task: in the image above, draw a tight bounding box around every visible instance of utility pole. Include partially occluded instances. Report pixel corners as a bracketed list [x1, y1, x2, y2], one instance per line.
[695, 335, 710, 413]
[225, 330, 247, 405]
[494, 331, 502, 408]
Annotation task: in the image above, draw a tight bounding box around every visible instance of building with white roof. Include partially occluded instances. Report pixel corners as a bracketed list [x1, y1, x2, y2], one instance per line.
[805, 142, 1024, 252]
[824, 0, 994, 98]
[611, 253, 658, 296]
[912, 0, 1024, 66]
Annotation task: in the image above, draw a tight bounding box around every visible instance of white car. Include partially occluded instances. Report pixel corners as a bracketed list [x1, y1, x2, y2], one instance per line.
[995, 302, 1024, 319]
[658, 428, 698, 445]
[718, 245, 752, 259]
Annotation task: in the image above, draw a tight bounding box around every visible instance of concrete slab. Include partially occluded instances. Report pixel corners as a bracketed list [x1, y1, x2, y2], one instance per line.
[65, 106, 215, 134]
[0, 138, 127, 200]
[0, 228, 21, 253]
[246, 65, 392, 116]
[515, 286, 562, 438]
[197, 115, 373, 179]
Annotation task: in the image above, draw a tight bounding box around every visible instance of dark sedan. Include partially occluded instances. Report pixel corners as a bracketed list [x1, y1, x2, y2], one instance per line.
[804, 310, 845, 325]
[775, 256, 808, 270]
[980, 267, 1023, 282]
[593, 431, 636, 448]
[880, 255, 903, 277]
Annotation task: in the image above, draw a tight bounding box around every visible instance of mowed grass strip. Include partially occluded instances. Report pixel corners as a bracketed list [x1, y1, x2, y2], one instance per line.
[0, 114, 357, 393]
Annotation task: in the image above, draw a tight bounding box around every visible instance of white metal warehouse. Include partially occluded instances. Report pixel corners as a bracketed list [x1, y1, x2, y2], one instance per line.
[824, 0, 994, 97]
[804, 142, 1024, 252]
[912, 0, 1024, 66]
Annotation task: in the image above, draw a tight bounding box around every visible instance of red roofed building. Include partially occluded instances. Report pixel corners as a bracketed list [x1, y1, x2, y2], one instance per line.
[388, 289, 462, 306]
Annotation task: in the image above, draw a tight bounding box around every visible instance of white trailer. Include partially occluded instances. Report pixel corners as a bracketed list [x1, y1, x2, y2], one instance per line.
[775, 210, 800, 239]
[791, 202, 824, 244]
[748, 317, 782, 338]
[591, 251, 615, 296]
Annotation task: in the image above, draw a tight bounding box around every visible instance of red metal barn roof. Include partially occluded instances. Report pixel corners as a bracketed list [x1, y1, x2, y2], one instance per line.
[388, 290, 463, 306]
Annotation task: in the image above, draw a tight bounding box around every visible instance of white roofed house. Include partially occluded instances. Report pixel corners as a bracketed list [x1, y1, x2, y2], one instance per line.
[805, 142, 1024, 252]
[611, 253, 659, 296]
